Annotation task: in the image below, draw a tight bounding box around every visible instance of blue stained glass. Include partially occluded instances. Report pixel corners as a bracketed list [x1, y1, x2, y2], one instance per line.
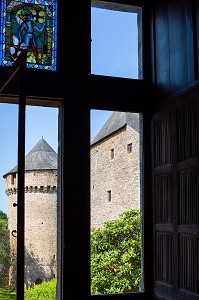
[0, 0, 57, 71]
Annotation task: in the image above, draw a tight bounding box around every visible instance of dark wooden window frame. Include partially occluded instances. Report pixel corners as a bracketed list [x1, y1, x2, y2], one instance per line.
[0, 0, 153, 299]
[84, 0, 153, 300]
[0, 50, 64, 300]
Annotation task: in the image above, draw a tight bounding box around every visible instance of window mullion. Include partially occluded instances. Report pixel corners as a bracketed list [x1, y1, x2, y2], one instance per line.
[16, 50, 27, 300]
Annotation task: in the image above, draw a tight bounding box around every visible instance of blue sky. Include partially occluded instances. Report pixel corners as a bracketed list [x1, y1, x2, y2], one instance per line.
[0, 7, 138, 214]
[0, 106, 112, 214]
[0, 105, 59, 214]
[91, 7, 138, 78]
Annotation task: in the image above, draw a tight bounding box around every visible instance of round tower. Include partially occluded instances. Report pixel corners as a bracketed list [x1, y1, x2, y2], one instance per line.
[3, 138, 57, 289]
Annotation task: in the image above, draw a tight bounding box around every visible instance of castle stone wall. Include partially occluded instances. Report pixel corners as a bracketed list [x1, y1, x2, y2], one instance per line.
[90, 124, 140, 228]
[5, 169, 57, 288]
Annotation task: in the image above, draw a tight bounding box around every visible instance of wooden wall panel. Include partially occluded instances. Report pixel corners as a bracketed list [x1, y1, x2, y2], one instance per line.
[177, 100, 198, 161]
[178, 169, 198, 224]
[156, 233, 173, 284]
[153, 0, 195, 100]
[195, 0, 199, 79]
[153, 1, 170, 99]
[168, 0, 190, 93]
[179, 235, 199, 293]
[152, 97, 199, 299]
[153, 114, 172, 167]
[155, 173, 172, 223]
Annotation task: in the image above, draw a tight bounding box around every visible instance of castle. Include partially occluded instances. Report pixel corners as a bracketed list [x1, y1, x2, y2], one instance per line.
[4, 111, 140, 287]
[90, 111, 141, 228]
[4, 138, 58, 288]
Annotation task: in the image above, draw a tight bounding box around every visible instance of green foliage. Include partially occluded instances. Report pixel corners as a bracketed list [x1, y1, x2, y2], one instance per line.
[0, 286, 16, 300]
[0, 210, 8, 231]
[0, 211, 7, 221]
[0, 212, 10, 287]
[91, 209, 142, 295]
[24, 279, 56, 300]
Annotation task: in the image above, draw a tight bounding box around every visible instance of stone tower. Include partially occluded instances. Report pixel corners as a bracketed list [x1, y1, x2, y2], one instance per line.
[90, 112, 141, 228]
[3, 138, 57, 289]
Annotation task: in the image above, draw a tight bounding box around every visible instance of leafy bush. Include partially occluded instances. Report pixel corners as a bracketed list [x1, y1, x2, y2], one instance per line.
[24, 279, 56, 300]
[0, 211, 9, 287]
[91, 209, 142, 295]
[0, 211, 7, 221]
[0, 286, 16, 300]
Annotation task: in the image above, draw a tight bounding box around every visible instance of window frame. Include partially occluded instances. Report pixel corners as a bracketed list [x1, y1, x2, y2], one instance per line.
[88, 1, 153, 299]
[0, 0, 153, 299]
[0, 51, 64, 300]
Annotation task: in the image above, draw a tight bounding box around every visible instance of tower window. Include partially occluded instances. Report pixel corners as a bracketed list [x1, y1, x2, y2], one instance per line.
[107, 190, 111, 202]
[127, 143, 133, 153]
[110, 148, 114, 159]
[11, 173, 16, 185]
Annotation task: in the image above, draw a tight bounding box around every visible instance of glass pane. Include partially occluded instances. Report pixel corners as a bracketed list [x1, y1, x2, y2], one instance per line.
[1, 104, 59, 298]
[0, 103, 18, 297]
[0, 0, 58, 71]
[90, 109, 144, 295]
[91, 4, 142, 79]
[24, 106, 59, 298]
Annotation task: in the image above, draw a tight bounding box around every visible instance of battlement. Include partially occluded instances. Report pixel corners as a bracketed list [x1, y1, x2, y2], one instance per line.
[5, 185, 57, 196]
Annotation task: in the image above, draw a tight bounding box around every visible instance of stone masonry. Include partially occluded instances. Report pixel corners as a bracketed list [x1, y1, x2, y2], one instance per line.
[4, 139, 57, 289]
[90, 112, 141, 228]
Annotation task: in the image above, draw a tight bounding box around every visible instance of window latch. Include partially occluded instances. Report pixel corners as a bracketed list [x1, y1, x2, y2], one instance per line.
[11, 230, 17, 238]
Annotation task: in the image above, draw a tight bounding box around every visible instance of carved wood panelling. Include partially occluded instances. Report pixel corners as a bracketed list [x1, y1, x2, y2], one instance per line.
[179, 235, 199, 293]
[155, 174, 172, 223]
[177, 101, 198, 161]
[156, 233, 173, 284]
[178, 169, 198, 224]
[153, 94, 198, 299]
[154, 114, 172, 167]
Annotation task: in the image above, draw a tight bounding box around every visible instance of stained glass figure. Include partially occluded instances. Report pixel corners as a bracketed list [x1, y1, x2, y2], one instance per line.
[0, 0, 57, 71]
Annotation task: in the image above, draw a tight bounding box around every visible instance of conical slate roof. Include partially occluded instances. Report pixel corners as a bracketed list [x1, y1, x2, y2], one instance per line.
[3, 138, 57, 177]
[91, 112, 139, 145]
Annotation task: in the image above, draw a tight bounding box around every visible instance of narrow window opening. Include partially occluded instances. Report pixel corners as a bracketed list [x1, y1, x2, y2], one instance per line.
[127, 143, 133, 153]
[107, 190, 112, 202]
[90, 109, 144, 295]
[111, 148, 114, 159]
[11, 173, 16, 185]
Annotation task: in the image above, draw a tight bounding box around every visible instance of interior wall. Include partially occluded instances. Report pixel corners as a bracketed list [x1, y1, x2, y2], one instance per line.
[152, 0, 199, 101]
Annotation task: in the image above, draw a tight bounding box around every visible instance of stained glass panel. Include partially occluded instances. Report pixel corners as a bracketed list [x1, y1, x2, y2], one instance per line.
[0, 0, 57, 71]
